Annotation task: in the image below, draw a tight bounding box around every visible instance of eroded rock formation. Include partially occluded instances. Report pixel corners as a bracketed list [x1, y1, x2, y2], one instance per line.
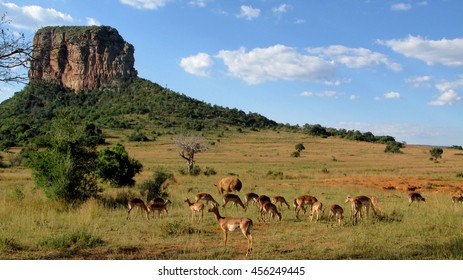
[29, 26, 137, 92]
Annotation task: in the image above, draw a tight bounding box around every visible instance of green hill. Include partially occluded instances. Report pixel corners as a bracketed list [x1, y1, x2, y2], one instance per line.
[0, 78, 280, 148]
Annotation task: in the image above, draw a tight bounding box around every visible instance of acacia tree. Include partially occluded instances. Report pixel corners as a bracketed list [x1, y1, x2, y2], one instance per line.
[172, 134, 210, 174]
[1, 14, 32, 83]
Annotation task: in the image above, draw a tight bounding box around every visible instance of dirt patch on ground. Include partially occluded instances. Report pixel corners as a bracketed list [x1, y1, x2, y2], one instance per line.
[323, 176, 463, 194]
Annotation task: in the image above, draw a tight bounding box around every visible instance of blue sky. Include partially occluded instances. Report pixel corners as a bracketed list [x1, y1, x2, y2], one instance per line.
[1, 0, 462, 146]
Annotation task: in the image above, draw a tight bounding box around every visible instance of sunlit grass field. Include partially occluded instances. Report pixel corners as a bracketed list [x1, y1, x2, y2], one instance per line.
[1, 129, 463, 259]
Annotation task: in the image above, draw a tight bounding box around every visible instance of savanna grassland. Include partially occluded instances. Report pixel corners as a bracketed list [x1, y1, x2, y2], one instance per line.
[1, 129, 463, 260]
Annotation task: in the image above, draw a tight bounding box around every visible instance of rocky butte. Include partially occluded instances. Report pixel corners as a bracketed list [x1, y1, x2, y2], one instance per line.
[28, 26, 138, 93]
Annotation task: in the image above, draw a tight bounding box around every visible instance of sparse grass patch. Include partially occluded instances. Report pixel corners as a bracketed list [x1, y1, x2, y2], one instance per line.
[37, 230, 104, 249]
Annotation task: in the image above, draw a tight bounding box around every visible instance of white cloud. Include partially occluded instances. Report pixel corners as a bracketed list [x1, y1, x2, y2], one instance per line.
[1, 1, 74, 30]
[349, 95, 360, 101]
[380, 35, 463, 67]
[406, 75, 432, 88]
[384, 91, 401, 99]
[216, 45, 336, 84]
[307, 45, 402, 72]
[188, 0, 207, 8]
[119, 0, 168, 10]
[86, 17, 101, 26]
[179, 53, 214, 77]
[237, 5, 261, 20]
[429, 76, 463, 106]
[300, 90, 342, 98]
[272, 4, 290, 15]
[391, 3, 412, 11]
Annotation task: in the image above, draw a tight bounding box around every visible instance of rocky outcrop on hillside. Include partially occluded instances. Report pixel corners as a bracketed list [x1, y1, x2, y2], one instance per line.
[28, 26, 137, 92]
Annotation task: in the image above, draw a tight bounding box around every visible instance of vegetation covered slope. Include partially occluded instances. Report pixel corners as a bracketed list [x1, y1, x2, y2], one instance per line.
[0, 78, 278, 148]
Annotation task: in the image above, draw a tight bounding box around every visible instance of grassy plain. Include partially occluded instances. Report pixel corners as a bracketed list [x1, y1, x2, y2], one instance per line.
[1, 129, 463, 259]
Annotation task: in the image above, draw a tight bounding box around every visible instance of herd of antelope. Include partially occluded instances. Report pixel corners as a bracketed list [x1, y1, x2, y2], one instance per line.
[126, 176, 463, 256]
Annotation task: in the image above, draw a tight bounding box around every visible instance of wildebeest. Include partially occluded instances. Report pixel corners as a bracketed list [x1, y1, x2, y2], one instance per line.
[215, 176, 242, 194]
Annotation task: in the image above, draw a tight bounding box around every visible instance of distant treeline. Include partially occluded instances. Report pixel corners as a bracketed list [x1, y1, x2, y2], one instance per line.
[0, 78, 399, 149]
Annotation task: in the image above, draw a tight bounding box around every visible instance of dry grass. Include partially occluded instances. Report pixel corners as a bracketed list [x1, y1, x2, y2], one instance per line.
[1, 129, 463, 259]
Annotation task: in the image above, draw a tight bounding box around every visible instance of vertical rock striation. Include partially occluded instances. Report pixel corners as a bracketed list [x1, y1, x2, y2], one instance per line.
[29, 26, 138, 92]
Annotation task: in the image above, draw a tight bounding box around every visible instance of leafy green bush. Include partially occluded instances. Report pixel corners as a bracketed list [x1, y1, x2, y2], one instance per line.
[96, 144, 143, 187]
[139, 167, 173, 200]
[384, 141, 403, 154]
[26, 116, 101, 204]
[290, 151, 300, 158]
[204, 166, 217, 176]
[430, 147, 444, 162]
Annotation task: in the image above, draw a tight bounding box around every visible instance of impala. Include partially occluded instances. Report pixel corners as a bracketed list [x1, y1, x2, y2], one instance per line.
[127, 198, 149, 220]
[256, 194, 271, 209]
[309, 201, 323, 222]
[222, 194, 246, 211]
[345, 195, 376, 224]
[259, 201, 282, 222]
[345, 195, 377, 218]
[271, 195, 290, 210]
[148, 199, 172, 218]
[452, 194, 463, 204]
[328, 204, 344, 226]
[184, 197, 205, 223]
[208, 205, 253, 256]
[408, 192, 425, 206]
[293, 195, 318, 219]
[244, 192, 259, 207]
[194, 193, 219, 206]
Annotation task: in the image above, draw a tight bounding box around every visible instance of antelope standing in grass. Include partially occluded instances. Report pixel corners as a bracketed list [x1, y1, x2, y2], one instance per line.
[408, 192, 426, 206]
[328, 204, 344, 226]
[345, 195, 376, 224]
[195, 193, 219, 206]
[127, 198, 150, 220]
[293, 195, 318, 220]
[244, 192, 259, 207]
[451, 194, 463, 205]
[222, 194, 247, 211]
[208, 205, 253, 256]
[259, 201, 282, 222]
[272, 195, 290, 210]
[184, 197, 205, 223]
[148, 199, 172, 218]
[310, 201, 323, 222]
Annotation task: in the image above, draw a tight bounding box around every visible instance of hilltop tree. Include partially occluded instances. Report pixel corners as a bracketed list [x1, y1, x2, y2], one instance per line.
[1, 14, 32, 83]
[173, 134, 210, 174]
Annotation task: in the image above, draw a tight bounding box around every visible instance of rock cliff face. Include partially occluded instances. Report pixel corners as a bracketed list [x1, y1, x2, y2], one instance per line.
[29, 26, 137, 92]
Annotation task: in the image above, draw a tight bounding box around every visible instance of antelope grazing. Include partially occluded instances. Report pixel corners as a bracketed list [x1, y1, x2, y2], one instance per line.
[208, 205, 253, 256]
[127, 198, 149, 220]
[244, 192, 259, 207]
[259, 201, 282, 222]
[345, 195, 376, 224]
[293, 195, 318, 220]
[310, 201, 323, 222]
[184, 197, 205, 223]
[148, 199, 172, 218]
[272, 196, 290, 210]
[452, 194, 463, 205]
[408, 192, 426, 206]
[256, 195, 271, 208]
[328, 204, 344, 226]
[195, 193, 219, 206]
[222, 194, 247, 211]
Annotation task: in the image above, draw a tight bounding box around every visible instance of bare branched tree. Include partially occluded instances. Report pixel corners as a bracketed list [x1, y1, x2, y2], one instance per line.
[172, 134, 210, 174]
[0, 14, 32, 84]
